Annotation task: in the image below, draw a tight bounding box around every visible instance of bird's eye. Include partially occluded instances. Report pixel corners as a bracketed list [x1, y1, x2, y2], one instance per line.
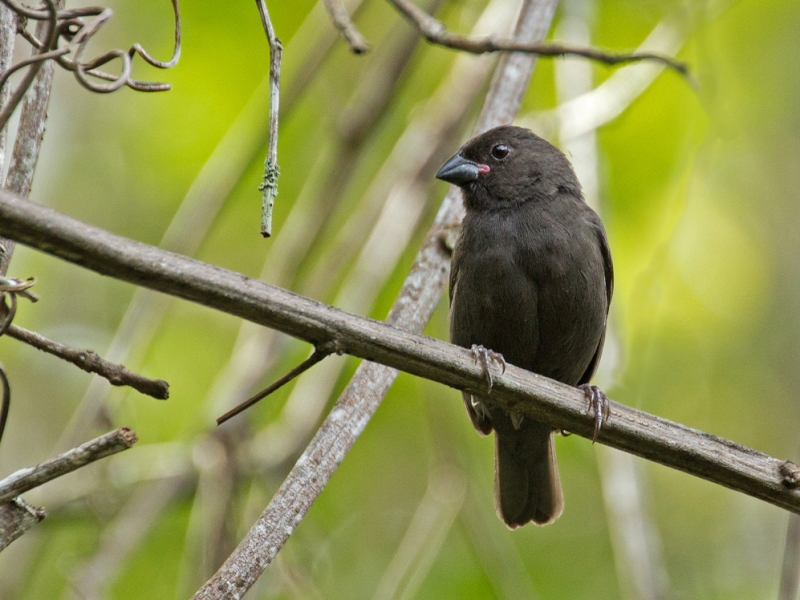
[491, 144, 509, 160]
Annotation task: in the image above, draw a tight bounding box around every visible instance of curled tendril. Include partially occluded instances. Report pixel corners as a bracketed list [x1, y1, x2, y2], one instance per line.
[0, 0, 181, 125]
[0, 277, 36, 336]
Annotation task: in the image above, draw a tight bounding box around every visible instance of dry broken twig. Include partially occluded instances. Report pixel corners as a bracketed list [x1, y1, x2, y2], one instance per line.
[216, 341, 339, 425]
[386, 0, 688, 76]
[0, 275, 169, 399]
[4, 324, 170, 399]
[0, 427, 138, 503]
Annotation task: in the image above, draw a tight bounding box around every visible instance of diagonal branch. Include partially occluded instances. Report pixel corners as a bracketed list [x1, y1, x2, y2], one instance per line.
[387, 0, 688, 76]
[4, 324, 169, 399]
[0, 427, 138, 503]
[216, 342, 337, 425]
[321, 0, 368, 53]
[0, 186, 798, 513]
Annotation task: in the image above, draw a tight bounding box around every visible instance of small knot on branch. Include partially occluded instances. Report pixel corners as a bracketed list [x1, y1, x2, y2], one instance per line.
[780, 460, 800, 488]
[258, 162, 280, 194]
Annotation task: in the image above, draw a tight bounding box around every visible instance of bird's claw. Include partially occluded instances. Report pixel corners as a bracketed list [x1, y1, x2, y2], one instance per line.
[471, 344, 506, 393]
[579, 384, 610, 443]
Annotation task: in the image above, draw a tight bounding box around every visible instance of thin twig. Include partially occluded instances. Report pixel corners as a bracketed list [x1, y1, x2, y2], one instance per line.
[4, 324, 169, 399]
[0, 498, 46, 552]
[0, 427, 138, 502]
[386, 0, 688, 77]
[1, 163, 800, 503]
[217, 343, 336, 425]
[255, 0, 282, 237]
[321, 0, 368, 53]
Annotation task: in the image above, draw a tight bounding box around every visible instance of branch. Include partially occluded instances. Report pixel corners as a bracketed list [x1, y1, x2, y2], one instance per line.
[0, 497, 46, 551]
[387, 0, 688, 77]
[4, 324, 169, 399]
[0, 0, 58, 132]
[0, 183, 800, 512]
[321, 0, 368, 53]
[0, 427, 138, 503]
[0, 0, 62, 275]
[255, 0, 282, 237]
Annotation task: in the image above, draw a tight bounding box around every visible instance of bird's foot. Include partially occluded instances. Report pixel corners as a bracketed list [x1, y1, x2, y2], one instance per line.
[579, 384, 610, 443]
[471, 344, 506, 393]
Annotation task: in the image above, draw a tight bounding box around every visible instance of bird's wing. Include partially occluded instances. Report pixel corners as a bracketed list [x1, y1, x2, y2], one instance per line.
[448, 249, 460, 304]
[450, 256, 494, 434]
[579, 217, 614, 385]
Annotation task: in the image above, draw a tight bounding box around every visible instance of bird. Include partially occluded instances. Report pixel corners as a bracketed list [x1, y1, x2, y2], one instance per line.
[435, 125, 613, 528]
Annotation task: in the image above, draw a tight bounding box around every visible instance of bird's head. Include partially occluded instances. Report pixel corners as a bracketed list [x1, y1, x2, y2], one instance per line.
[435, 125, 581, 211]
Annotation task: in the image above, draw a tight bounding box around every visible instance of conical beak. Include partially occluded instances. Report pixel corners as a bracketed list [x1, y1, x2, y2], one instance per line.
[435, 153, 484, 186]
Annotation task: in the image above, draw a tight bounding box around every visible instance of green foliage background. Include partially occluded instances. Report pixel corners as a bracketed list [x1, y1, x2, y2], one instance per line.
[1, 0, 800, 598]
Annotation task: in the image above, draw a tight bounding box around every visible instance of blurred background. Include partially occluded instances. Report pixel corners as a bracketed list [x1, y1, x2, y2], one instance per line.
[0, 0, 799, 597]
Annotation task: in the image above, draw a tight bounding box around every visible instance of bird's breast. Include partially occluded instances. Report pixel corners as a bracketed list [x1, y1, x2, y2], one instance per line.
[451, 207, 607, 384]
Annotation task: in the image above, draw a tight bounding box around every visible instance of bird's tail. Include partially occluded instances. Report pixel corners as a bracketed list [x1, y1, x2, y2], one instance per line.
[494, 417, 563, 527]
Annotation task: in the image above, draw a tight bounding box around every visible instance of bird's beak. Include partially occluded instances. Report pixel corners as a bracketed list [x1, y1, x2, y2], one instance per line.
[435, 153, 488, 186]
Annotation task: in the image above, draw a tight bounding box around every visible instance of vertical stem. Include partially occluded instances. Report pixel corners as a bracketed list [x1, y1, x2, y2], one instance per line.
[0, 0, 66, 276]
[256, 0, 283, 238]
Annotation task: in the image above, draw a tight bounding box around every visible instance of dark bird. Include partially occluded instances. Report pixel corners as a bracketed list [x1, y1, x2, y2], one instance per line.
[436, 125, 613, 528]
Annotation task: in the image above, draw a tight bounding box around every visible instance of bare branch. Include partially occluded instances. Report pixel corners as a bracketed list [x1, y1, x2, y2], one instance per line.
[0, 498, 45, 551]
[4, 324, 169, 399]
[2, 0, 63, 210]
[0, 2, 15, 179]
[387, 0, 688, 77]
[0, 0, 58, 132]
[255, 0, 282, 237]
[321, 0, 368, 54]
[4, 187, 800, 509]
[0, 427, 138, 503]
